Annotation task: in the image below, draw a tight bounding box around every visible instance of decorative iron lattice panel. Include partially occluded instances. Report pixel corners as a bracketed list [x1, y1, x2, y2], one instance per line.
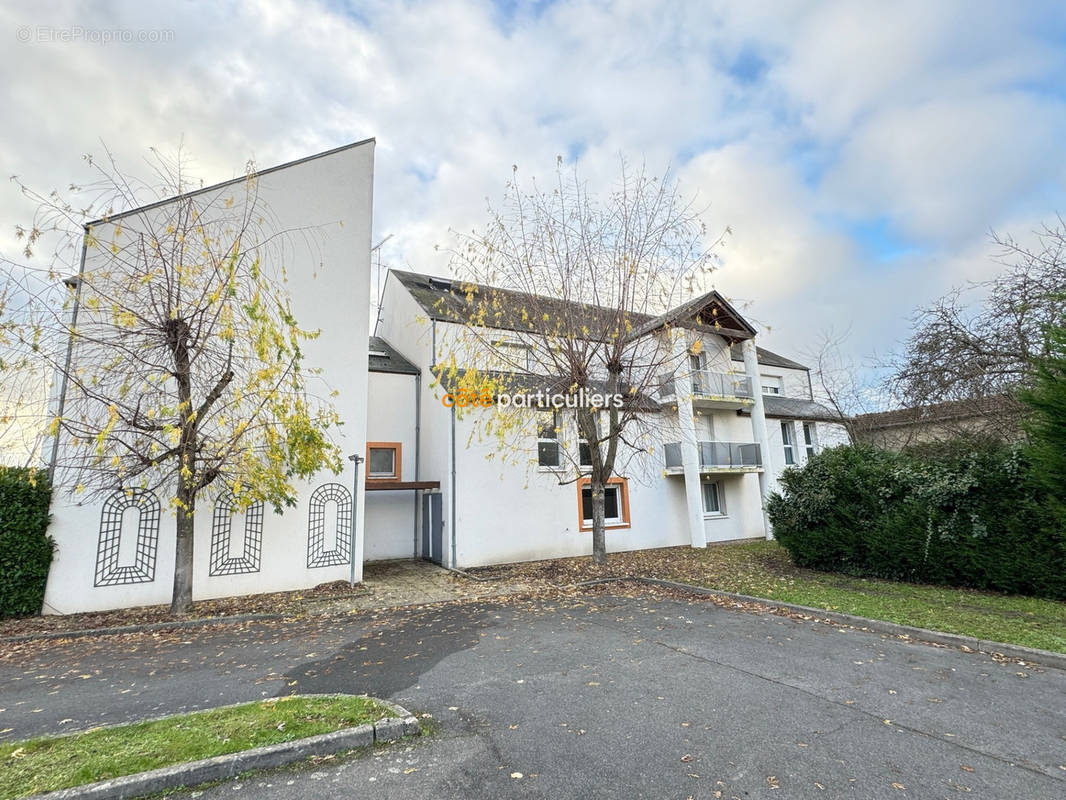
[209, 495, 264, 576]
[94, 489, 160, 587]
[306, 483, 352, 568]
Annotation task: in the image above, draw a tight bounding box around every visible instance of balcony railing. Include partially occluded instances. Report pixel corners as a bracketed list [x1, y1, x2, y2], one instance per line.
[664, 441, 763, 470]
[658, 371, 753, 400]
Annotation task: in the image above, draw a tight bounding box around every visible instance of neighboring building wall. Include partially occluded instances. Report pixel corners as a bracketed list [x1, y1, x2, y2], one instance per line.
[365, 370, 419, 560]
[42, 142, 375, 614]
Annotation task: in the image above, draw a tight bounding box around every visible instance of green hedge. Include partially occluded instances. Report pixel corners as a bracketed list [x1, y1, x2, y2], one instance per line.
[0, 467, 54, 617]
[767, 441, 1066, 599]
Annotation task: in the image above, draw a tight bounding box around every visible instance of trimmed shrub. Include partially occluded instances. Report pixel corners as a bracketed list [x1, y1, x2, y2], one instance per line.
[0, 467, 54, 617]
[767, 441, 1066, 599]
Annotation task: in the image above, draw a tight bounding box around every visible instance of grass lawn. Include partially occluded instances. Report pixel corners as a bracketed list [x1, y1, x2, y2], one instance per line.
[671, 541, 1066, 654]
[475, 541, 1066, 654]
[0, 694, 395, 800]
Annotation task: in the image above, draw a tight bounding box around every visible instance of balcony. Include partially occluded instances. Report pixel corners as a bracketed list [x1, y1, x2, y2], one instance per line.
[658, 371, 754, 410]
[663, 441, 763, 474]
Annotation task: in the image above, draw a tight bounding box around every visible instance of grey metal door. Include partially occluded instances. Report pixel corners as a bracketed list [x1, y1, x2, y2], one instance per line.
[421, 491, 443, 565]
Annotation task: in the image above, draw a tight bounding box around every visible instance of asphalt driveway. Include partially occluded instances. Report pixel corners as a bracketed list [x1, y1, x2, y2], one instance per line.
[2, 591, 1064, 798]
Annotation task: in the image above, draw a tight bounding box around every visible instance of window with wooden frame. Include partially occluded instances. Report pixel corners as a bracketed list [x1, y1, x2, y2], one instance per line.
[366, 442, 402, 481]
[576, 476, 631, 531]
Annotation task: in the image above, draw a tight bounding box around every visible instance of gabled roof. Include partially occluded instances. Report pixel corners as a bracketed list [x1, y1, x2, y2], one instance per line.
[389, 269, 756, 344]
[729, 343, 809, 371]
[623, 290, 756, 343]
[368, 336, 419, 375]
[389, 269, 650, 339]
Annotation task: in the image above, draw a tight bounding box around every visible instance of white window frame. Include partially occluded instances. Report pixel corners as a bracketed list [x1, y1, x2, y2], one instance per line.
[497, 341, 533, 372]
[537, 410, 561, 469]
[761, 375, 783, 395]
[701, 479, 725, 517]
[689, 351, 706, 393]
[803, 422, 817, 459]
[781, 421, 795, 465]
[581, 483, 624, 527]
[579, 437, 593, 468]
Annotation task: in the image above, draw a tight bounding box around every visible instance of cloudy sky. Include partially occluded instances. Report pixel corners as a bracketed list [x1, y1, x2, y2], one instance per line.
[3, 0, 1065, 394]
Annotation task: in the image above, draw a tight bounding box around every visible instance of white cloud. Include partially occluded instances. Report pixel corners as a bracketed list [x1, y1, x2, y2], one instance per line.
[2, 0, 1064, 395]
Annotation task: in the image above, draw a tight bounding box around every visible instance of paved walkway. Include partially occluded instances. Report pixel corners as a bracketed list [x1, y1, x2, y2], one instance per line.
[306, 559, 532, 613]
[2, 593, 1064, 798]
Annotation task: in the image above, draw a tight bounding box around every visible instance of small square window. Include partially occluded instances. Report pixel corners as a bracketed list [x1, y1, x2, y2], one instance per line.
[366, 442, 401, 480]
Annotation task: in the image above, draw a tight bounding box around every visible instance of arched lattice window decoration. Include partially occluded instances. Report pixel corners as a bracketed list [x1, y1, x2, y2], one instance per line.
[95, 489, 160, 587]
[307, 483, 352, 568]
[209, 495, 264, 576]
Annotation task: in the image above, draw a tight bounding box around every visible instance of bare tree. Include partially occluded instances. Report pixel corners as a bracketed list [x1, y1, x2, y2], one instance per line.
[802, 327, 883, 443]
[7, 148, 342, 613]
[891, 221, 1066, 426]
[439, 159, 728, 564]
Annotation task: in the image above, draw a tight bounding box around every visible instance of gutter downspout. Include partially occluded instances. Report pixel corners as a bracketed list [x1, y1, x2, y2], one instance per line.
[450, 402, 457, 569]
[348, 454, 364, 585]
[742, 339, 773, 539]
[413, 370, 421, 557]
[48, 235, 87, 483]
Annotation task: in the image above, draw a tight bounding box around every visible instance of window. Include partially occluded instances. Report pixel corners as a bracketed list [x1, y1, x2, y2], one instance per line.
[579, 439, 593, 467]
[577, 476, 631, 530]
[497, 341, 533, 372]
[366, 442, 401, 480]
[689, 352, 706, 393]
[803, 422, 816, 459]
[762, 375, 783, 395]
[701, 480, 724, 516]
[537, 411, 561, 468]
[781, 422, 795, 465]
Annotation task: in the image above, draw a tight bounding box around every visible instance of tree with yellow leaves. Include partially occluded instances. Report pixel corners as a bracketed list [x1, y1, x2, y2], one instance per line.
[8, 148, 342, 613]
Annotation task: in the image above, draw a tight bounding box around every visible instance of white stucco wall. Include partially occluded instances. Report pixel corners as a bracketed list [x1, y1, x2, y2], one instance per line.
[364, 369, 419, 561]
[42, 141, 375, 614]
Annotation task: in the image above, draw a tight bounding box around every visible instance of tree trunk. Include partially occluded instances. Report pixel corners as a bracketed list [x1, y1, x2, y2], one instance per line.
[168, 317, 196, 616]
[591, 477, 607, 565]
[171, 486, 195, 615]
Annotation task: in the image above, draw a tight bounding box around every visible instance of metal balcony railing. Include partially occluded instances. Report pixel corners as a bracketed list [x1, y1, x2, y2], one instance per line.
[658, 371, 753, 400]
[663, 441, 763, 470]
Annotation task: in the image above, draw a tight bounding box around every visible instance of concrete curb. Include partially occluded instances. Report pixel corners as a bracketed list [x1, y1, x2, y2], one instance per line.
[0, 613, 287, 644]
[575, 575, 1066, 672]
[24, 698, 422, 800]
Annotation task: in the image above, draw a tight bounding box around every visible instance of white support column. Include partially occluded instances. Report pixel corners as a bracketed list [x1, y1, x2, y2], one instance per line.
[673, 335, 706, 549]
[742, 339, 773, 539]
